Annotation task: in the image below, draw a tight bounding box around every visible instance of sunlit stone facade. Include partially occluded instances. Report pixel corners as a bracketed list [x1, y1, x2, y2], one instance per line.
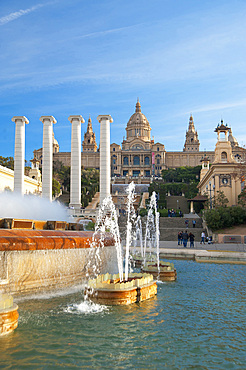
[33, 100, 246, 179]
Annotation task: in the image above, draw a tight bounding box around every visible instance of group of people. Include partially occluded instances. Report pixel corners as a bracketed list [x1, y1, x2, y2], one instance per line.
[168, 209, 183, 217]
[178, 231, 195, 248]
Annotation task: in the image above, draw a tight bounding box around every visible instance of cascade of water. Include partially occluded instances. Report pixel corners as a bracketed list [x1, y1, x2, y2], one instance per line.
[143, 192, 160, 271]
[144, 205, 155, 258]
[125, 182, 136, 281]
[133, 216, 143, 257]
[86, 195, 123, 282]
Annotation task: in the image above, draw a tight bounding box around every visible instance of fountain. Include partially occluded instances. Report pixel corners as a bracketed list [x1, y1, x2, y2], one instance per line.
[84, 191, 157, 305]
[132, 191, 177, 281]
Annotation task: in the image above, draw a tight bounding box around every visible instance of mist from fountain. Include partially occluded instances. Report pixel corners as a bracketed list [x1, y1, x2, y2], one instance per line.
[0, 192, 68, 221]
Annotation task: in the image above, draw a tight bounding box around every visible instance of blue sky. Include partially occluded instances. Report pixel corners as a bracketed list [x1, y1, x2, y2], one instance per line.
[1, 0, 246, 162]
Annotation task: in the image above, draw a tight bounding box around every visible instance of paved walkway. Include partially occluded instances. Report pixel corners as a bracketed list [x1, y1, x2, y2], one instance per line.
[159, 240, 246, 252]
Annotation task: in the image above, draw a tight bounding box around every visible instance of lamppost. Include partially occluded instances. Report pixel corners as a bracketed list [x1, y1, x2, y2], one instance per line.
[206, 181, 215, 209]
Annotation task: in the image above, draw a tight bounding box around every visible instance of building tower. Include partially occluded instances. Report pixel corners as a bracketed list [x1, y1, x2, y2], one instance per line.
[214, 120, 235, 164]
[82, 117, 97, 152]
[183, 114, 200, 152]
[29, 158, 42, 183]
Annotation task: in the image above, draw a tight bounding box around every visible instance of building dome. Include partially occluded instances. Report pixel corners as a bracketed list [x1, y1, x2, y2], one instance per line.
[228, 128, 238, 147]
[125, 99, 151, 142]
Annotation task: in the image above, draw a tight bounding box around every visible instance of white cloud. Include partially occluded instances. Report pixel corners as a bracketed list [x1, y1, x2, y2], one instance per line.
[185, 99, 246, 115]
[0, 2, 52, 26]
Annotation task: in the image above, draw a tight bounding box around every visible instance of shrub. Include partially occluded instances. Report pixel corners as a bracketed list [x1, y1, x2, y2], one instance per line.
[204, 206, 246, 231]
[85, 221, 95, 231]
[139, 208, 148, 217]
[158, 209, 168, 217]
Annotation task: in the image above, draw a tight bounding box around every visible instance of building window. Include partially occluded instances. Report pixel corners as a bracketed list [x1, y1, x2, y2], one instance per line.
[112, 155, 117, 165]
[133, 156, 140, 165]
[133, 170, 140, 177]
[145, 170, 150, 177]
[157, 147, 159, 151]
[113, 147, 115, 151]
[144, 156, 150, 165]
[123, 157, 129, 165]
[221, 152, 227, 162]
[123, 170, 128, 176]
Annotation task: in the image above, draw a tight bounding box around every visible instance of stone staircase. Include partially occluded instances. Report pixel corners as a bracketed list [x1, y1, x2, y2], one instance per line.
[166, 195, 189, 214]
[85, 192, 100, 210]
[118, 215, 204, 241]
[159, 217, 203, 241]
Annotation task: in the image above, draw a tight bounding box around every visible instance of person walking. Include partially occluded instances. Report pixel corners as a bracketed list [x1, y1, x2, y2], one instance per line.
[200, 231, 206, 244]
[178, 231, 182, 245]
[182, 231, 188, 248]
[185, 219, 189, 229]
[189, 232, 195, 248]
[192, 220, 196, 228]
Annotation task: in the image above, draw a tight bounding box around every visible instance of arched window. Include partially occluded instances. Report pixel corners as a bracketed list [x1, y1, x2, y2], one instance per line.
[221, 152, 227, 162]
[156, 154, 161, 165]
[144, 156, 150, 165]
[133, 156, 140, 165]
[123, 157, 129, 165]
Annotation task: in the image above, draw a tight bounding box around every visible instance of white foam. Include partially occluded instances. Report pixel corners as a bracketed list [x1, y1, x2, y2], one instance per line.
[64, 300, 109, 315]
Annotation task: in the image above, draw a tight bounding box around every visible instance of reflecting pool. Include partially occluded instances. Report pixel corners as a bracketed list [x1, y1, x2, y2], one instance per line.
[0, 260, 245, 369]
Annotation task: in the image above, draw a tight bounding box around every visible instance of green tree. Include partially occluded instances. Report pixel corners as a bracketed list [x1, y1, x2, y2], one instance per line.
[52, 178, 61, 197]
[213, 191, 229, 208]
[238, 188, 246, 207]
[0, 156, 14, 170]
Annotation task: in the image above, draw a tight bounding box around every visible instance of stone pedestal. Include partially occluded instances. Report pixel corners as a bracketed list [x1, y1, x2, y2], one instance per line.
[11, 116, 29, 194]
[68, 115, 84, 213]
[97, 115, 113, 204]
[40, 116, 57, 201]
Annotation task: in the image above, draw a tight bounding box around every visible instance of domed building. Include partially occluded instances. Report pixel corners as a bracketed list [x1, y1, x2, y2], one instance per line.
[33, 100, 246, 184]
[110, 99, 165, 178]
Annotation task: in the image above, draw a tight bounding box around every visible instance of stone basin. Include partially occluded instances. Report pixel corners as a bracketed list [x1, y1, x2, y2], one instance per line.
[0, 229, 117, 295]
[85, 272, 157, 305]
[142, 260, 177, 281]
[0, 294, 19, 336]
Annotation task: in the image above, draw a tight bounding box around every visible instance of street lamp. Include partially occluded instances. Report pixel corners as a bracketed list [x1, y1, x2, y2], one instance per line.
[206, 181, 215, 209]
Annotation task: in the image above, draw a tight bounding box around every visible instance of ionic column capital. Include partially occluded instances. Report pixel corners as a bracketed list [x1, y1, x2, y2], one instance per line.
[39, 116, 57, 124]
[12, 116, 29, 124]
[97, 115, 113, 123]
[68, 115, 85, 124]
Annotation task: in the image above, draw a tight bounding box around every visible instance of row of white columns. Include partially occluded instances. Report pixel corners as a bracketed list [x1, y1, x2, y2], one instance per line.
[11, 114, 113, 207]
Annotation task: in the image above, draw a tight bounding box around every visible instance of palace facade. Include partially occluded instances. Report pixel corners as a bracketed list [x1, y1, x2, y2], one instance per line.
[33, 100, 246, 178]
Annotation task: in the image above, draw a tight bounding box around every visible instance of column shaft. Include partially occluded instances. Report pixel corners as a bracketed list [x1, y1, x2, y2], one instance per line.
[69, 115, 84, 213]
[12, 116, 29, 194]
[98, 115, 113, 204]
[40, 116, 57, 201]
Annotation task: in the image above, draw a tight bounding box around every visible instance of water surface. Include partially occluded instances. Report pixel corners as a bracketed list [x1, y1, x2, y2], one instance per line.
[0, 260, 245, 369]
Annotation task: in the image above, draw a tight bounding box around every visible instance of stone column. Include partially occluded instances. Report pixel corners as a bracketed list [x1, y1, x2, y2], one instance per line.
[190, 200, 194, 213]
[40, 116, 57, 201]
[97, 115, 113, 204]
[11, 116, 29, 194]
[68, 115, 84, 213]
